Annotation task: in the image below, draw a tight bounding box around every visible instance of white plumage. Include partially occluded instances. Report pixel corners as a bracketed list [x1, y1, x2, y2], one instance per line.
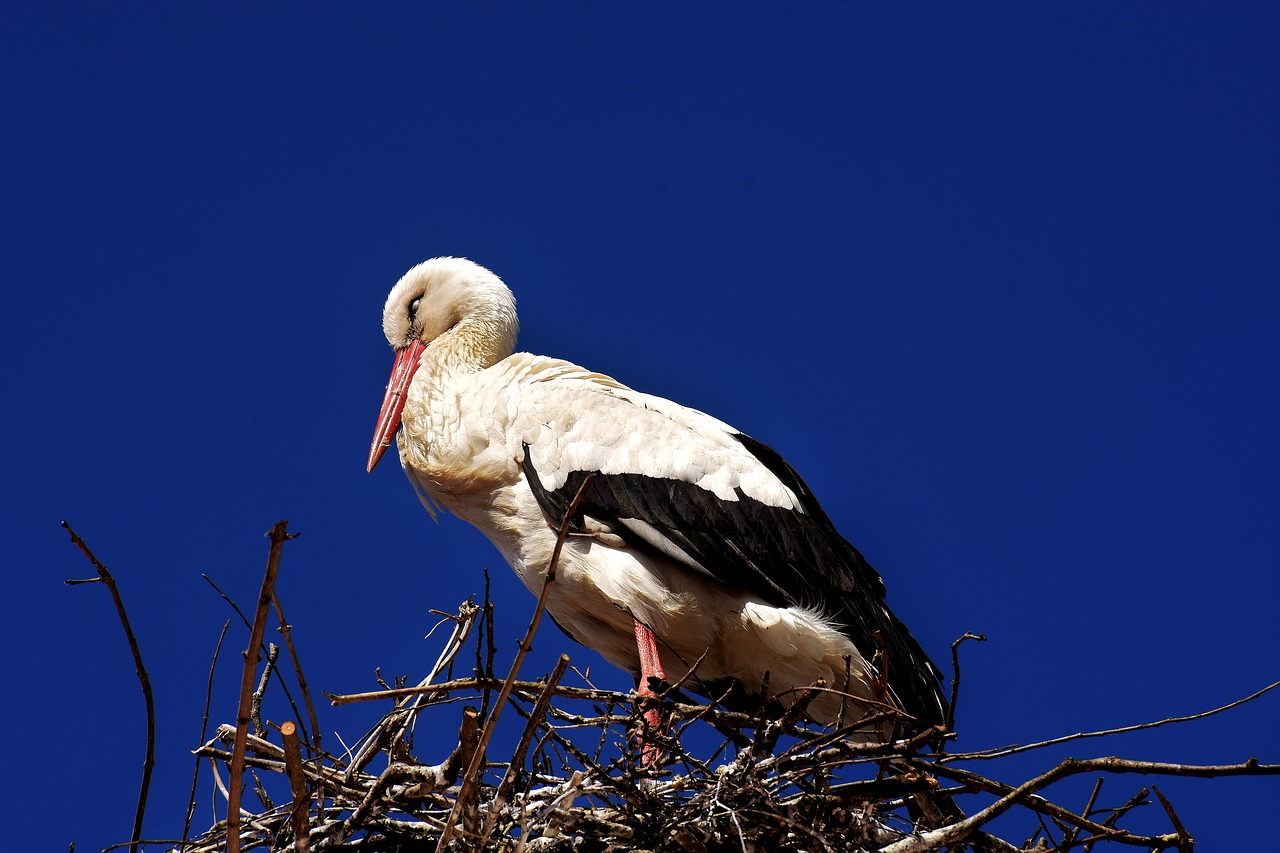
[368, 257, 946, 735]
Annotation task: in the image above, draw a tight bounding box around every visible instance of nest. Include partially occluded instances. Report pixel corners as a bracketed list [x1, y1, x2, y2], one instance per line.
[184, 596, 966, 853]
[62, 521, 1278, 852]
[179, 587, 1275, 852]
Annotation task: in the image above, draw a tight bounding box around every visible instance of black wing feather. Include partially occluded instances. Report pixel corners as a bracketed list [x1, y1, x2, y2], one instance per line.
[521, 436, 948, 729]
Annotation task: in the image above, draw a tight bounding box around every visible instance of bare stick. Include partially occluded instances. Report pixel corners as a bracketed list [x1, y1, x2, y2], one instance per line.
[329, 676, 647, 707]
[1059, 776, 1105, 850]
[887, 756, 1280, 852]
[434, 473, 596, 852]
[272, 591, 323, 759]
[457, 707, 482, 841]
[945, 631, 985, 739]
[942, 678, 1280, 763]
[481, 653, 571, 845]
[204, 572, 310, 735]
[281, 721, 312, 853]
[919, 760, 1148, 844]
[250, 643, 279, 737]
[201, 573, 254, 630]
[341, 600, 478, 780]
[1151, 785, 1193, 853]
[1084, 787, 1149, 853]
[484, 586, 497, 693]
[62, 521, 155, 851]
[182, 619, 231, 848]
[227, 520, 296, 853]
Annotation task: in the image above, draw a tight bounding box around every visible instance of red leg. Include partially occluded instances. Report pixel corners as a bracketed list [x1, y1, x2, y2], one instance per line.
[632, 618, 667, 766]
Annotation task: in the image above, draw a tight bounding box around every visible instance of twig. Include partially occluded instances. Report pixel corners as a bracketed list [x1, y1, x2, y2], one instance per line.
[942, 678, 1280, 763]
[481, 569, 497, 721]
[271, 590, 323, 782]
[203, 572, 310, 743]
[457, 707, 483, 839]
[249, 643, 279, 737]
[328, 676, 627, 706]
[434, 473, 596, 852]
[481, 653, 571, 845]
[201, 573, 254, 630]
[1059, 776, 1105, 851]
[341, 600, 478, 780]
[62, 521, 155, 851]
[1151, 785, 1193, 853]
[182, 619, 231, 848]
[920, 760, 1160, 849]
[227, 520, 296, 853]
[886, 757, 1280, 852]
[1083, 787, 1149, 853]
[945, 631, 985, 739]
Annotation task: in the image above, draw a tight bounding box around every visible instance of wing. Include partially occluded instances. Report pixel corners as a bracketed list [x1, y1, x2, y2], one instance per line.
[517, 375, 948, 728]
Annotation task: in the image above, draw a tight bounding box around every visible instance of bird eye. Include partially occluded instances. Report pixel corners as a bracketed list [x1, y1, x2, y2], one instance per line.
[408, 296, 421, 320]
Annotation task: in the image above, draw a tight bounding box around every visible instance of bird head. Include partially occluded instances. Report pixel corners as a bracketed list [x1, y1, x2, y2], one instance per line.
[367, 257, 518, 473]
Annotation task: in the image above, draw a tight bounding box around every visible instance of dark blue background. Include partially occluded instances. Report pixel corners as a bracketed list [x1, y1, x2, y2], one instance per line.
[4, 4, 1276, 848]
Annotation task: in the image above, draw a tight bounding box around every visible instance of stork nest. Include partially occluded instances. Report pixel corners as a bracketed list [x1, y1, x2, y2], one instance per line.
[172, 583, 1278, 853]
[65, 521, 1275, 852]
[186, 596, 949, 852]
[57, 517, 1280, 850]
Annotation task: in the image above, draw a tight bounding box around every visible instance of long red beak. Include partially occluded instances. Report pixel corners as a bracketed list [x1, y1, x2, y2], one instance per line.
[367, 338, 427, 473]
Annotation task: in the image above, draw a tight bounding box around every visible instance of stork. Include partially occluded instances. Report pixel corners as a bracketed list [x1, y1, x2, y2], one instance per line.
[367, 257, 948, 748]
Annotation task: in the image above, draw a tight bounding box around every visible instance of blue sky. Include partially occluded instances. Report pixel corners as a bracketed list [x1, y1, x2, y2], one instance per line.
[3, 4, 1277, 849]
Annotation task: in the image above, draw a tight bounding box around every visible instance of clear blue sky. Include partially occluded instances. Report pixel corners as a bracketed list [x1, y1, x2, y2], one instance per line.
[3, 4, 1276, 849]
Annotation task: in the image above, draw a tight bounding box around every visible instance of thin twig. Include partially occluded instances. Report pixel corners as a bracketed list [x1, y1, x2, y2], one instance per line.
[1150, 785, 1191, 853]
[203, 572, 310, 739]
[886, 757, 1279, 853]
[481, 653, 571, 845]
[1083, 787, 1149, 853]
[271, 590, 323, 768]
[341, 600, 478, 780]
[182, 619, 231, 849]
[1060, 776, 1105, 851]
[945, 631, 985, 740]
[434, 473, 596, 852]
[941, 678, 1280, 763]
[249, 643, 279, 737]
[62, 521, 155, 851]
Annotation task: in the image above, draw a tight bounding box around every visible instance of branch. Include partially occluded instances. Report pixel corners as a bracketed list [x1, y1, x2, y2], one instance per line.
[942, 678, 1280, 763]
[434, 473, 596, 852]
[226, 520, 296, 853]
[62, 521, 155, 851]
[480, 653, 571, 845]
[271, 589, 324, 790]
[945, 631, 985, 738]
[280, 721, 312, 853]
[182, 619, 231, 847]
[888, 756, 1279, 852]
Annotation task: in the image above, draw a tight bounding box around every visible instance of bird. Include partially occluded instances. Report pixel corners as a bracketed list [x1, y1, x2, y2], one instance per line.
[367, 256, 948, 742]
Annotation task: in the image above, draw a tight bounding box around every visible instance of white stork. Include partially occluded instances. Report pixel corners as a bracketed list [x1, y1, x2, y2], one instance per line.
[367, 257, 947, 740]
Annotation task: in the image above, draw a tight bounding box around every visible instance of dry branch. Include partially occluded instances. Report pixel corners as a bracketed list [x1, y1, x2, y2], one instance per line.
[940, 678, 1280, 764]
[62, 521, 155, 851]
[227, 520, 297, 853]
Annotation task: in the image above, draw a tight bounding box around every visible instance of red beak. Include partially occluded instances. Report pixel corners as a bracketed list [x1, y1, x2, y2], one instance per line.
[367, 338, 427, 473]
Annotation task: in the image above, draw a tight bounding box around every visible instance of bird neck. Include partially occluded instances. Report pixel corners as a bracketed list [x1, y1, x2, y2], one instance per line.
[425, 312, 516, 377]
